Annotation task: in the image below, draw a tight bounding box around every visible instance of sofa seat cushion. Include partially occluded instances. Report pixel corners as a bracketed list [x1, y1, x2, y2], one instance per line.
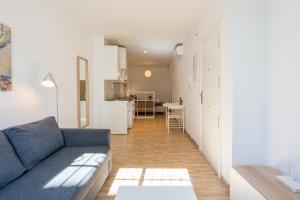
[0, 131, 26, 190]
[0, 146, 110, 200]
[3, 117, 64, 170]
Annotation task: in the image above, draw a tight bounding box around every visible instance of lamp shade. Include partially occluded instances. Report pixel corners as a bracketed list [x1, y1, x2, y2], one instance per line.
[41, 73, 56, 88]
[144, 70, 152, 78]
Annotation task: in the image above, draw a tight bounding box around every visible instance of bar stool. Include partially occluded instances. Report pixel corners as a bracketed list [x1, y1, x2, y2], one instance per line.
[165, 103, 185, 134]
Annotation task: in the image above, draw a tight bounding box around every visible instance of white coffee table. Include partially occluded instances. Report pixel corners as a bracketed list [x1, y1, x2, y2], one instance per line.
[115, 186, 198, 200]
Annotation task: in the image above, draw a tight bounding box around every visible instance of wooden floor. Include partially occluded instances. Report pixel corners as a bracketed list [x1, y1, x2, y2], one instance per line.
[97, 116, 229, 200]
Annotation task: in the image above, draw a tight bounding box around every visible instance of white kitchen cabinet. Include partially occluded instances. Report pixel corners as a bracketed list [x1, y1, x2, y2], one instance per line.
[103, 45, 127, 80]
[118, 47, 127, 70]
[103, 45, 119, 80]
[103, 101, 128, 134]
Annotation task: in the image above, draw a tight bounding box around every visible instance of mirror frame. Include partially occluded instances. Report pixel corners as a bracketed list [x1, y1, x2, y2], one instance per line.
[77, 56, 89, 128]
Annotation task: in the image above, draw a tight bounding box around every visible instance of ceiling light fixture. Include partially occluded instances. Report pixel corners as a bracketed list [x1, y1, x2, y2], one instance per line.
[144, 49, 148, 54]
[144, 69, 152, 78]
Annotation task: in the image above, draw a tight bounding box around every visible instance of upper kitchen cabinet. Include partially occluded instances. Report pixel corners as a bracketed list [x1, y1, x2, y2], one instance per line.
[103, 45, 127, 80]
[118, 47, 127, 70]
[103, 45, 119, 80]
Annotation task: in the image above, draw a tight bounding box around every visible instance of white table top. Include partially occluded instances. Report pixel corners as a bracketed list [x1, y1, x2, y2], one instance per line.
[115, 186, 198, 200]
[163, 103, 184, 109]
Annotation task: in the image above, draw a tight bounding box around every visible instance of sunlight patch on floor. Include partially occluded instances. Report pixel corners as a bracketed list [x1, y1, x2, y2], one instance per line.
[108, 168, 192, 196]
[143, 168, 191, 186]
[108, 168, 142, 196]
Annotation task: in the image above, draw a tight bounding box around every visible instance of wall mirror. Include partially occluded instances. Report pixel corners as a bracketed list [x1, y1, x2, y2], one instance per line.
[77, 56, 89, 128]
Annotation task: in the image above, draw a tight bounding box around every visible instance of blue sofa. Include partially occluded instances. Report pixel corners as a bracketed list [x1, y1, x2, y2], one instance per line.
[0, 117, 112, 200]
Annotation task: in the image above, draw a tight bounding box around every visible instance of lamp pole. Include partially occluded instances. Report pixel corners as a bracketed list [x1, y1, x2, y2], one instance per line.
[55, 83, 59, 123]
[41, 73, 59, 123]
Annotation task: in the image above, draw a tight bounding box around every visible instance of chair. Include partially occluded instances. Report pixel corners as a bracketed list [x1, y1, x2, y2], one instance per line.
[164, 103, 185, 133]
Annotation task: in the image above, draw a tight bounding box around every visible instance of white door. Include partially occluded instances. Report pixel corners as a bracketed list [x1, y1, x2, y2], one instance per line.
[201, 29, 221, 175]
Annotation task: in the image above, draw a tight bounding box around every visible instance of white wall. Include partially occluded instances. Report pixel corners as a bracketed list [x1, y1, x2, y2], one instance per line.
[228, 0, 300, 180]
[92, 36, 105, 128]
[171, 0, 224, 146]
[0, 0, 94, 128]
[219, 0, 234, 184]
[213, 0, 300, 182]
[128, 66, 170, 102]
[171, 0, 236, 181]
[231, 0, 267, 165]
[171, 0, 269, 183]
[171, 34, 202, 147]
[266, 0, 300, 178]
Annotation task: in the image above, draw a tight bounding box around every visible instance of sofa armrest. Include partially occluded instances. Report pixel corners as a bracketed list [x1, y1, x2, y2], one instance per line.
[61, 129, 111, 147]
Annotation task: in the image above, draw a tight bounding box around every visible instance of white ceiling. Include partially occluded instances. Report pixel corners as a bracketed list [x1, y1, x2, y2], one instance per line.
[57, 0, 208, 67]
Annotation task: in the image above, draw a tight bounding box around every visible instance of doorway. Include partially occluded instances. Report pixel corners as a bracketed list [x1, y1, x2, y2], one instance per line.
[200, 27, 222, 176]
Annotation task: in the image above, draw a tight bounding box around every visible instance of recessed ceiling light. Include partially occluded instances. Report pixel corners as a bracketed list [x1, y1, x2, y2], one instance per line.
[144, 49, 148, 54]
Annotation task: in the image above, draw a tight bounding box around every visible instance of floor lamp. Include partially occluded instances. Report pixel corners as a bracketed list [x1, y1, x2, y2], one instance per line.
[41, 73, 59, 123]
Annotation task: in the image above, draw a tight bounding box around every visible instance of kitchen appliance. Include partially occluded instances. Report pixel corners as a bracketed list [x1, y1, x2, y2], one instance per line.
[128, 101, 135, 129]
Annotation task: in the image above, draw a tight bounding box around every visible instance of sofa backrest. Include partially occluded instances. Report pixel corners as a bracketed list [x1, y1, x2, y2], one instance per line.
[3, 117, 64, 170]
[0, 131, 26, 190]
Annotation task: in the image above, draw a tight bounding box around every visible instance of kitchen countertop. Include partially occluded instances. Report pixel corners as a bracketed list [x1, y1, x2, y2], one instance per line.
[105, 97, 135, 102]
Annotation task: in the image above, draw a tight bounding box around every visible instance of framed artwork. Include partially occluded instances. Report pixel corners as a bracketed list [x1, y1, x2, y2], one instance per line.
[0, 23, 12, 91]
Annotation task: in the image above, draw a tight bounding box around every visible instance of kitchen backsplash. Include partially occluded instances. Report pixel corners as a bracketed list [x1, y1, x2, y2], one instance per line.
[104, 80, 128, 100]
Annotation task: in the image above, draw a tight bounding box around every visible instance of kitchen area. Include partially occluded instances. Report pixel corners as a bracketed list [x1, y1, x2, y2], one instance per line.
[102, 44, 134, 135]
[100, 41, 171, 135]
[104, 80, 135, 135]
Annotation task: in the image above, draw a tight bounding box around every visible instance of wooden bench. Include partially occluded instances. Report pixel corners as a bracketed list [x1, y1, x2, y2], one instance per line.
[231, 166, 300, 200]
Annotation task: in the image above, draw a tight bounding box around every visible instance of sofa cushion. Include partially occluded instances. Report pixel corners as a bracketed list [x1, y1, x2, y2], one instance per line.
[0, 146, 110, 200]
[3, 117, 64, 170]
[0, 131, 26, 190]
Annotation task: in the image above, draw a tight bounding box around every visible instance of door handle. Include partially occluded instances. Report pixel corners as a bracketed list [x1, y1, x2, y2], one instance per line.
[200, 91, 203, 105]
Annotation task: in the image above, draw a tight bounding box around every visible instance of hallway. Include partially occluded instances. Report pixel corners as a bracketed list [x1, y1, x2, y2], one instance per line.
[98, 117, 229, 200]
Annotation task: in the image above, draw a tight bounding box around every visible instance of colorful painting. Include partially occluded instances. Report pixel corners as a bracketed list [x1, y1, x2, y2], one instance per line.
[0, 23, 12, 91]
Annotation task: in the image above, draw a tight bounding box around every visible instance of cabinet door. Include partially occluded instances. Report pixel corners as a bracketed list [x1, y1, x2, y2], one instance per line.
[118, 47, 127, 69]
[104, 46, 119, 79]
